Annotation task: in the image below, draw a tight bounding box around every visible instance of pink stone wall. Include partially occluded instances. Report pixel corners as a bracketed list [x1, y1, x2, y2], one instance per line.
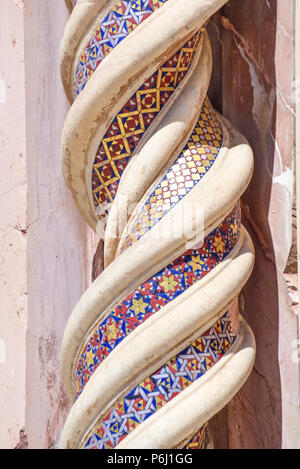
[208, 0, 299, 448]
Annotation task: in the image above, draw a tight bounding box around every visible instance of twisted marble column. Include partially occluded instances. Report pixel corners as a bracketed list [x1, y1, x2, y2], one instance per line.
[59, 0, 255, 449]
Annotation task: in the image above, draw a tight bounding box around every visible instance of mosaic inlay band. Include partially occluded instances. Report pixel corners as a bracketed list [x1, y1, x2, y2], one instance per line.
[74, 204, 241, 398]
[91, 30, 203, 218]
[74, 0, 169, 98]
[120, 98, 223, 250]
[83, 311, 236, 449]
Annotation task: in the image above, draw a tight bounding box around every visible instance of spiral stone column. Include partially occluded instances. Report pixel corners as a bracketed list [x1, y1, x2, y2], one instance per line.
[59, 0, 256, 449]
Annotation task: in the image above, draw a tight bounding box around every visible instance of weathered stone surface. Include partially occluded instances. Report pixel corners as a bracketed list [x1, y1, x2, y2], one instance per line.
[60, 0, 256, 450]
[0, 0, 97, 449]
[0, 0, 297, 450]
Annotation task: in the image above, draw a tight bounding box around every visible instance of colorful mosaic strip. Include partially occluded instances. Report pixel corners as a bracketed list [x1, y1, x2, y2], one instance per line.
[121, 98, 223, 250]
[183, 424, 208, 449]
[91, 30, 203, 217]
[74, 204, 241, 398]
[74, 0, 169, 98]
[83, 311, 236, 449]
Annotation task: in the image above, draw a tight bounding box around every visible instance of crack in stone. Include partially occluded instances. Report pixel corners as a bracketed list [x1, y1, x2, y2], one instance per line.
[221, 15, 295, 117]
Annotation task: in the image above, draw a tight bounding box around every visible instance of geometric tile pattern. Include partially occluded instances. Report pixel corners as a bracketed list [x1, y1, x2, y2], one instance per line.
[74, 1, 169, 98]
[120, 98, 223, 249]
[74, 204, 241, 398]
[183, 424, 208, 449]
[91, 30, 203, 218]
[82, 312, 236, 449]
